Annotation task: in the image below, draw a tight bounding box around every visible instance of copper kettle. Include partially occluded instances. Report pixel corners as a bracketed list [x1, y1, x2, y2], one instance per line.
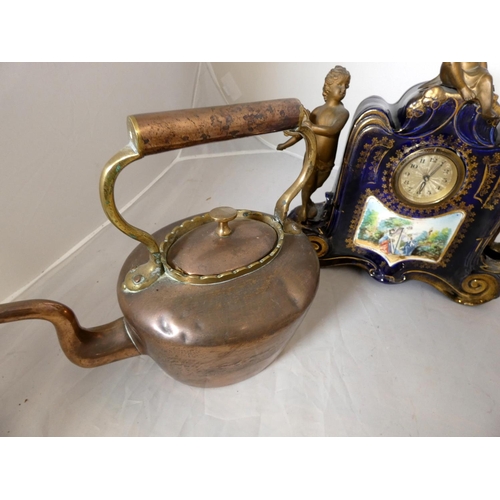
[0, 99, 320, 387]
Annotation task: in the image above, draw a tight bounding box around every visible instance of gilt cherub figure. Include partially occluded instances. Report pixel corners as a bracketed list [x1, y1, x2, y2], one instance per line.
[277, 66, 350, 222]
[409, 62, 500, 123]
[440, 62, 500, 121]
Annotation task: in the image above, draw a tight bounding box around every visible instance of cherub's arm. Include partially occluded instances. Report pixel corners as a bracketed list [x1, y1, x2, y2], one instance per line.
[277, 108, 311, 150]
[277, 133, 303, 151]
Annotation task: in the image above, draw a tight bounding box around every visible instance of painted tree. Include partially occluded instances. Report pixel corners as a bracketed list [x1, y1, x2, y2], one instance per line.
[358, 209, 379, 241]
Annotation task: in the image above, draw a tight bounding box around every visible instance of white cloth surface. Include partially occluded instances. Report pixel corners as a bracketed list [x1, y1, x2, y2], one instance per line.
[1, 152, 499, 436]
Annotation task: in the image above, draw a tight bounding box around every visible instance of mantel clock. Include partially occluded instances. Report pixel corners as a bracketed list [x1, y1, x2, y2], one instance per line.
[295, 62, 500, 305]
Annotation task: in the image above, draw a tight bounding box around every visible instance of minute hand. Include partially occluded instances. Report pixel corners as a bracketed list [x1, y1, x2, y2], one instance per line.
[428, 161, 446, 178]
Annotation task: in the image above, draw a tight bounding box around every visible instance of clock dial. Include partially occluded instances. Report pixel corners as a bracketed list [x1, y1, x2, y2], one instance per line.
[394, 148, 465, 206]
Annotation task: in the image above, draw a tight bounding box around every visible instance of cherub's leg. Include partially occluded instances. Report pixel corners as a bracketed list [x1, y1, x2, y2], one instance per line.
[312, 167, 334, 216]
[299, 167, 334, 221]
[299, 172, 317, 221]
[477, 74, 498, 119]
[315, 167, 333, 191]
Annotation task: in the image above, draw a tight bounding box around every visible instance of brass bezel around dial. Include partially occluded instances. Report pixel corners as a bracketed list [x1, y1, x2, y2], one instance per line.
[393, 147, 466, 207]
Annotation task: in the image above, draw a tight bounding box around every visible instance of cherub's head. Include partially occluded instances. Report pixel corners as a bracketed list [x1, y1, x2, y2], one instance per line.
[323, 66, 351, 102]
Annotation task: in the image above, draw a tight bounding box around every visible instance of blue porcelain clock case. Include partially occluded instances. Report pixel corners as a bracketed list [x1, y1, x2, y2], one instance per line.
[299, 62, 500, 306]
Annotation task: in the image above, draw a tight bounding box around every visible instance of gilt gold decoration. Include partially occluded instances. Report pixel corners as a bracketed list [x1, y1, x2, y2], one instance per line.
[302, 63, 500, 304]
[484, 178, 500, 210]
[400, 270, 500, 306]
[344, 189, 475, 269]
[307, 235, 329, 258]
[475, 165, 496, 206]
[381, 135, 478, 214]
[393, 148, 465, 206]
[481, 152, 500, 210]
[355, 136, 395, 183]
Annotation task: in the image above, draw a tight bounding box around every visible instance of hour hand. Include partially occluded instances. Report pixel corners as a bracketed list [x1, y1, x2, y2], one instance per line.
[416, 179, 427, 194]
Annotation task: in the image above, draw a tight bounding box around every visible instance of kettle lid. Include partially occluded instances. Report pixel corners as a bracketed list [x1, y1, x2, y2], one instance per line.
[162, 207, 284, 284]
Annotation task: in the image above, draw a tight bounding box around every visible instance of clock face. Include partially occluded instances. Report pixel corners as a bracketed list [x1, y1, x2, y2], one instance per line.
[393, 148, 465, 206]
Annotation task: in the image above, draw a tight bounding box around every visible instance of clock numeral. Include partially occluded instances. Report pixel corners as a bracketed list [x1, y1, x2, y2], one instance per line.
[410, 163, 418, 169]
[403, 180, 410, 185]
[430, 157, 437, 163]
[419, 158, 426, 164]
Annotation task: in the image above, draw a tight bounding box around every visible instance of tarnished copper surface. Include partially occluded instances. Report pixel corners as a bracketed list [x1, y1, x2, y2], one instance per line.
[167, 218, 277, 276]
[128, 99, 304, 155]
[0, 217, 318, 387]
[0, 98, 319, 387]
[119, 222, 319, 388]
[0, 300, 139, 368]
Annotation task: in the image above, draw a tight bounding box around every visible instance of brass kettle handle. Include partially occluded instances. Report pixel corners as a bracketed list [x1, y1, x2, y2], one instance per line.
[100, 98, 314, 291]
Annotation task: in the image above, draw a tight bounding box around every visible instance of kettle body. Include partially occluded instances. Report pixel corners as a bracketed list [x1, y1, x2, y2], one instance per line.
[119, 218, 319, 387]
[0, 99, 321, 387]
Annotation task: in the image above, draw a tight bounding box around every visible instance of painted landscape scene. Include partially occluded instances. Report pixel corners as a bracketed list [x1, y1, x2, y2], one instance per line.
[354, 196, 464, 265]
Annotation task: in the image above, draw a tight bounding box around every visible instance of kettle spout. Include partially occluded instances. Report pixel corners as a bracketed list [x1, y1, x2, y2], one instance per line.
[0, 300, 140, 368]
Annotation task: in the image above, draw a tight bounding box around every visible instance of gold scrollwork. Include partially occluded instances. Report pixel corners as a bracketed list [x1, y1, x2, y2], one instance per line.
[406, 86, 462, 119]
[475, 165, 496, 205]
[484, 178, 500, 210]
[354, 136, 395, 183]
[399, 270, 500, 305]
[308, 235, 329, 258]
[334, 110, 393, 194]
[346, 110, 392, 155]
[475, 153, 500, 208]
[460, 273, 499, 304]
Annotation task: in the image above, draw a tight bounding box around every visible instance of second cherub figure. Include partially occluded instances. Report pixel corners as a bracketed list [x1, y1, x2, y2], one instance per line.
[278, 65, 350, 222]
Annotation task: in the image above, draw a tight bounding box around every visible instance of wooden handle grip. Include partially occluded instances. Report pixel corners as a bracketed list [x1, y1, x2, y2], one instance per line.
[127, 98, 304, 156]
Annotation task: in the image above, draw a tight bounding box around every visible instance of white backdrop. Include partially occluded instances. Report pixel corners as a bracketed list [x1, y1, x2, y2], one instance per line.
[1, 62, 500, 437]
[7, 62, 499, 301]
[0, 62, 199, 301]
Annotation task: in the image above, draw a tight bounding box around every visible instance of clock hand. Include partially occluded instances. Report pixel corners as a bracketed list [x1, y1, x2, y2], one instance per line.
[417, 178, 427, 194]
[428, 161, 445, 178]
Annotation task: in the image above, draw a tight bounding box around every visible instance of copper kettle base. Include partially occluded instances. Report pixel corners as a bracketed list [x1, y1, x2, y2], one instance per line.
[118, 221, 319, 388]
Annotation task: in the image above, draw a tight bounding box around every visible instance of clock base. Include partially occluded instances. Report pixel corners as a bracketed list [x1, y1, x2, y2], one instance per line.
[295, 197, 500, 305]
